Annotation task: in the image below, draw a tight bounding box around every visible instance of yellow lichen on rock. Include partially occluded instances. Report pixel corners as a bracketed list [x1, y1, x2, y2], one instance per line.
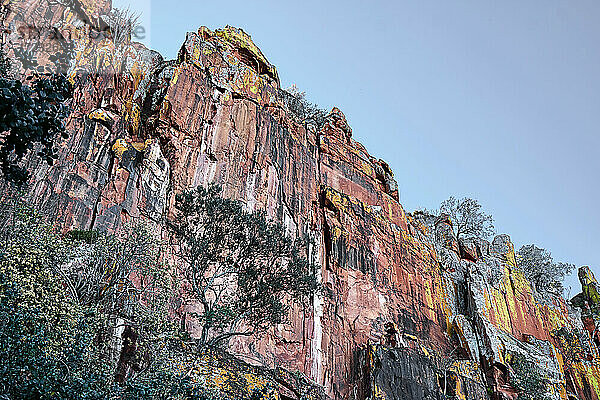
[213, 26, 278, 80]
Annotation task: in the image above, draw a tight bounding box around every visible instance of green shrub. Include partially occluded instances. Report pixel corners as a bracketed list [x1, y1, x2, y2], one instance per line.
[510, 354, 550, 400]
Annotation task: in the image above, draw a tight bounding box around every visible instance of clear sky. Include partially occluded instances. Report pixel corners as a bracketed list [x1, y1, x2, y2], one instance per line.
[117, 0, 600, 294]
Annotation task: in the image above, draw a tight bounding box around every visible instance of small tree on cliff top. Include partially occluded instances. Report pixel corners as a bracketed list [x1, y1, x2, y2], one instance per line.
[282, 84, 327, 128]
[167, 184, 319, 347]
[439, 196, 494, 241]
[106, 7, 141, 47]
[517, 244, 574, 296]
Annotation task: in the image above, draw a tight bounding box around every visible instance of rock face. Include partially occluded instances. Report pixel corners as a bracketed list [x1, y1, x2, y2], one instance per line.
[3, 1, 600, 399]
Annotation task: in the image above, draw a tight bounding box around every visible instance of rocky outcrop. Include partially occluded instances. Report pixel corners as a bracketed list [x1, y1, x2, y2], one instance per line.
[2, 1, 600, 399]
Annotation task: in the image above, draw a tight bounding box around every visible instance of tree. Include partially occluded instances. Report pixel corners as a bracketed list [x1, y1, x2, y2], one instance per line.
[509, 353, 551, 400]
[516, 244, 574, 296]
[281, 84, 327, 128]
[167, 184, 319, 347]
[0, 69, 73, 186]
[106, 7, 141, 48]
[439, 196, 494, 240]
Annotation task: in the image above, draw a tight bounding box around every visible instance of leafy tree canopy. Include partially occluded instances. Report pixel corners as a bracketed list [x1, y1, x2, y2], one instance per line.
[517, 244, 575, 297]
[0, 47, 73, 186]
[168, 184, 319, 347]
[439, 196, 495, 241]
[281, 84, 327, 128]
[0, 198, 217, 399]
[509, 353, 551, 400]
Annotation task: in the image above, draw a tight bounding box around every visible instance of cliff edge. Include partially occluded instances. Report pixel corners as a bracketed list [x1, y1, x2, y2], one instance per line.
[2, 1, 600, 399]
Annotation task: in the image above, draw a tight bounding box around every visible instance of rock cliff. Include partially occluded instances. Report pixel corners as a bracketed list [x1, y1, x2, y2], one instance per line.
[2, 1, 600, 399]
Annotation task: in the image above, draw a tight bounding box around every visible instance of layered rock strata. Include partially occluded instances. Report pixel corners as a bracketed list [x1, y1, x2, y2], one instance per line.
[2, 1, 600, 398]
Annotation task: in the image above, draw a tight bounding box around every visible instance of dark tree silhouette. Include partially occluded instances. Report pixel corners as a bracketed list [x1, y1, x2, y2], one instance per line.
[439, 196, 494, 240]
[168, 184, 319, 346]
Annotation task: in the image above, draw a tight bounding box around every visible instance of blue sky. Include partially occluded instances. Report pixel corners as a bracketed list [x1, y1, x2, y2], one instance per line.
[117, 0, 600, 294]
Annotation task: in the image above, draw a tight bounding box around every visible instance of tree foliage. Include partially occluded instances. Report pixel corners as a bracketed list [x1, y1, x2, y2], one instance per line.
[0, 187, 319, 397]
[0, 67, 73, 186]
[439, 196, 494, 240]
[0, 198, 217, 399]
[509, 353, 551, 400]
[106, 7, 141, 47]
[0, 200, 112, 398]
[281, 85, 327, 128]
[517, 244, 575, 296]
[167, 184, 319, 347]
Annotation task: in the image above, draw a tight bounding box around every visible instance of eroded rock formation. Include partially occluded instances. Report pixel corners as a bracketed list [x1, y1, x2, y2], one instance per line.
[2, 1, 600, 398]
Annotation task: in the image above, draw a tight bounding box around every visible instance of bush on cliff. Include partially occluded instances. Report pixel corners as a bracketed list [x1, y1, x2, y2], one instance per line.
[517, 244, 575, 297]
[106, 7, 141, 48]
[281, 84, 327, 128]
[167, 184, 319, 347]
[0, 191, 317, 398]
[509, 353, 551, 400]
[0, 201, 114, 398]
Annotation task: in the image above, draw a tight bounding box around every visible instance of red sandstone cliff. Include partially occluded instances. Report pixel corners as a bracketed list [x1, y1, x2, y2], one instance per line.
[2, 1, 600, 399]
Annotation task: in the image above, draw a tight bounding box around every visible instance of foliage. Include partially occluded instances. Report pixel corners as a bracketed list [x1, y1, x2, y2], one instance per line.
[66, 228, 101, 244]
[62, 220, 188, 386]
[0, 199, 208, 399]
[0, 45, 11, 78]
[0, 70, 73, 186]
[167, 184, 319, 347]
[509, 354, 551, 400]
[439, 196, 494, 240]
[107, 7, 140, 47]
[64, 222, 163, 313]
[0, 200, 115, 398]
[0, 191, 318, 397]
[281, 85, 327, 128]
[517, 244, 575, 297]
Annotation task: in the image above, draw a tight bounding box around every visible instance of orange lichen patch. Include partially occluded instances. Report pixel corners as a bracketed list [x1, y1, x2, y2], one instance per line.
[68, 34, 157, 133]
[580, 267, 600, 307]
[449, 360, 484, 386]
[88, 108, 114, 125]
[123, 100, 141, 133]
[131, 139, 152, 152]
[322, 185, 350, 212]
[111, 139, 130, 160]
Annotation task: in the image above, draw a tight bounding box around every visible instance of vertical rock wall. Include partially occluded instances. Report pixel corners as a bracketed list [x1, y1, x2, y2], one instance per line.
[2, 2, 600, 398]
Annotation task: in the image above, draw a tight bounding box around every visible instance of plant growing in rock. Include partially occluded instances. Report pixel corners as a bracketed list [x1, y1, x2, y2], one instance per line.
[167, 184, 319, 347]
[439, 196, 495, 241]
[0, 199, 114, 398]
[281, 84, 327, 128]
[509, 354, 551, 400]
[516, 244, 575, 297]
